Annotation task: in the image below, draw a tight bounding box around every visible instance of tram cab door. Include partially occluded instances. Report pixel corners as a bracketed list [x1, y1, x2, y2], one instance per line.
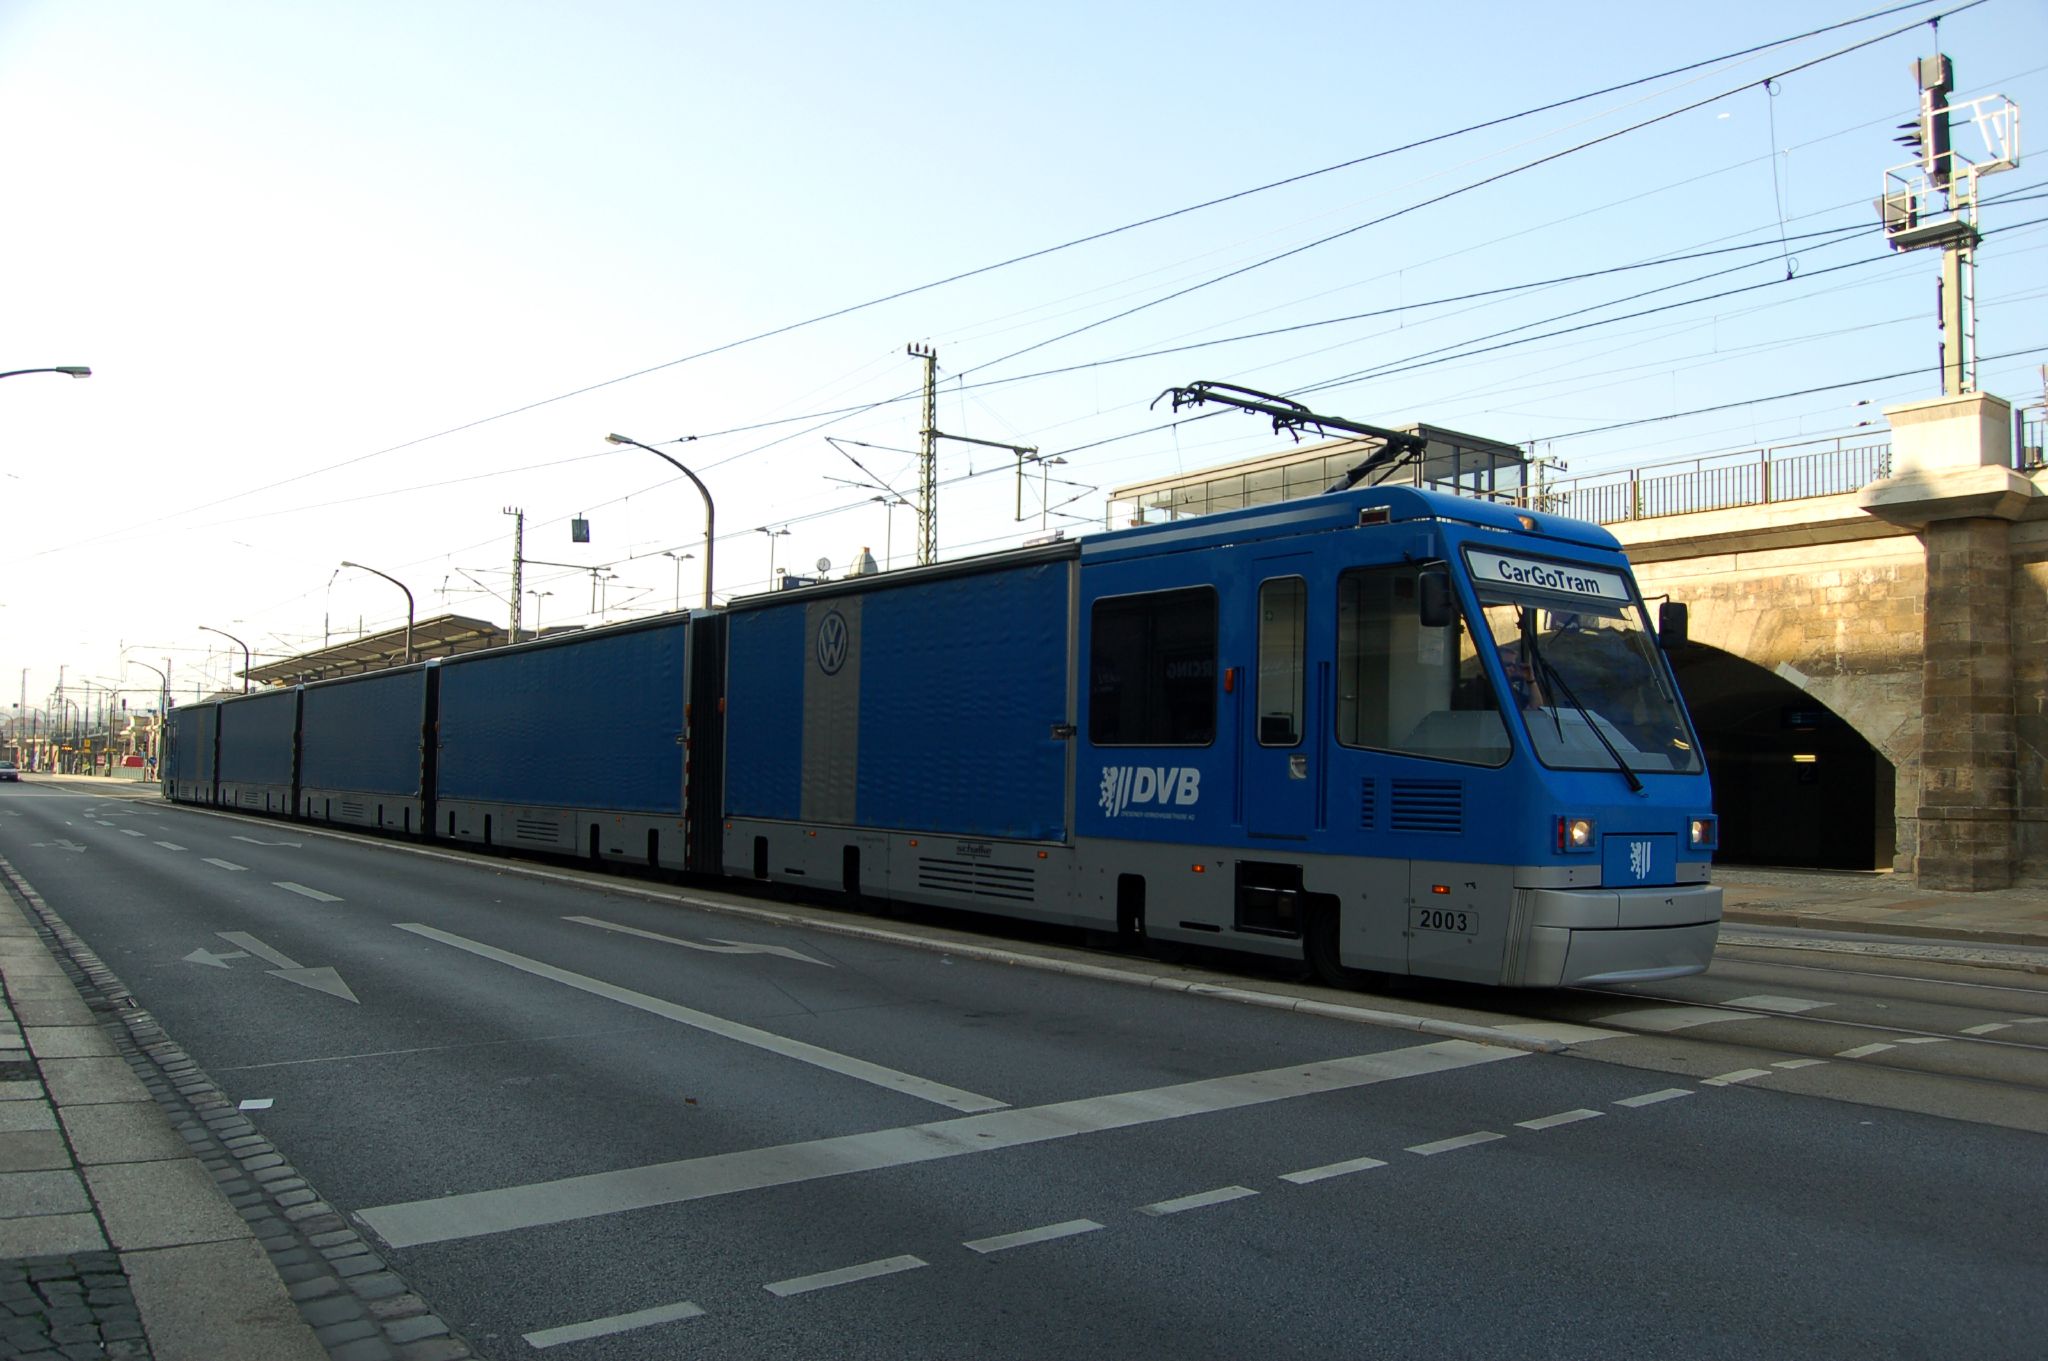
[1247, 569, 1318, 841]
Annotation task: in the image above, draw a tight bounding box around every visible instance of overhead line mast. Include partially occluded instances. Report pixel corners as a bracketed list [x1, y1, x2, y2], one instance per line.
[905, 344, 1039, 568]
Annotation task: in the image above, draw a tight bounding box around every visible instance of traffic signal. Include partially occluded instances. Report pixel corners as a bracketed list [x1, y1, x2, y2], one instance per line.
[1894, 54, 1954, 188]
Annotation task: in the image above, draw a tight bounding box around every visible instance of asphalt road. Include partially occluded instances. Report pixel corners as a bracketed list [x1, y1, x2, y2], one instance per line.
[2, 782, 2043, 1359]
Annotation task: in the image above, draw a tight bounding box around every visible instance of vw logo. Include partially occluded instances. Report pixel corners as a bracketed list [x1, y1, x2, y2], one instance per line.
[816, 610, 850, 675]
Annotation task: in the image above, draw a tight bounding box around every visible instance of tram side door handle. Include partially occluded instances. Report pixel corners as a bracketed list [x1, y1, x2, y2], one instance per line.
[1288, 753, 1308, 780]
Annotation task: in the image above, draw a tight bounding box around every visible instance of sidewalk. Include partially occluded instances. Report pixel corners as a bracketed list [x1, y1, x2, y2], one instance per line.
[1716, 864, 2048, 950]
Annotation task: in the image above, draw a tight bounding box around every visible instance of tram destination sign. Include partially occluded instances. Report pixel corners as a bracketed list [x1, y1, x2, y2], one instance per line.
[1466, 549, 1628, 603]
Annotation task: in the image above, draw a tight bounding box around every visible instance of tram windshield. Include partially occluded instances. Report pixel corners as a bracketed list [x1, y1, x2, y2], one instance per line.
[1472, 572, 1702, 777]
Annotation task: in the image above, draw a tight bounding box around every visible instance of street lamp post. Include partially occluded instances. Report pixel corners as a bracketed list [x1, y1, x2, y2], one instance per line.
[759, 527, 790, 587]
[197, 625, 251, 694]
[124, 658, 170, 779]
[661, 552, 693, 613]
[339, 560, 416, 664]
[870, 495, 910, 571]
[0, 367, 90, 382]
[607, 434, 714, 609]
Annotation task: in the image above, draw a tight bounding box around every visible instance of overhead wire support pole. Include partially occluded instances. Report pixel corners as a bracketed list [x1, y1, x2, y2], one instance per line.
[1154, 381, 1429, 491]
[908, 344, 938, 566]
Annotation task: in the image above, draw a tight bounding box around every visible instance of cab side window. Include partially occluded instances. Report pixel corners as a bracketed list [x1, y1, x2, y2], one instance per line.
[1090, 588, 1217, 746]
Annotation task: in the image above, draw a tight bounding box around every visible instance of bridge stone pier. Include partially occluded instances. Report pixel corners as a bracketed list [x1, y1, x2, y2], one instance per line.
[1615, 392, 2046, 890]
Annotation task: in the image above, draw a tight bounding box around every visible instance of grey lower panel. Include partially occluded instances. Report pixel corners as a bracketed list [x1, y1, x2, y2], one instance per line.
[440, 799, 687, 871]
[301, 787, 421, 833]
[219, 782, 292, 815]
[724, 819, 1079, 926]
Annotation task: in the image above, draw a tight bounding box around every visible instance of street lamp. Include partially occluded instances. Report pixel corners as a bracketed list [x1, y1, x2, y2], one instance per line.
[870, 495, 910, 571]
[0, 366, 90, 381]
[197, 625, 251, 694]
[759, 527, 790, 587]
[661, 552, 693, 613]
[526, 589, 552, 628]
[339, 560, 416, 664]
[606, 433, 714, 609]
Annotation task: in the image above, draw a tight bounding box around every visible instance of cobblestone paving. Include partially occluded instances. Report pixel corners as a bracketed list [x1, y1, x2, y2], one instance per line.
[0, 1252, 150, 1361]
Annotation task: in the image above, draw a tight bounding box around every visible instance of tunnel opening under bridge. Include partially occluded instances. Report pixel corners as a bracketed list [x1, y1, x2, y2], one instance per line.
[1667, 644, 1895, 872]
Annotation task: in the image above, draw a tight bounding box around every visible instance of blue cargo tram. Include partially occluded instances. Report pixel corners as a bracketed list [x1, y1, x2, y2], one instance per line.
[163, 483, 1721, 988]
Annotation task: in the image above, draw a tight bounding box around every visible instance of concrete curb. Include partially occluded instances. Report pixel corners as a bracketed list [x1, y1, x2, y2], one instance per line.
[1723, 906, 2048, 951]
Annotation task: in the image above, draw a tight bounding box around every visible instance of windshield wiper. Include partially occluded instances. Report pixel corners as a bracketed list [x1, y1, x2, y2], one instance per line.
[1526, 633, 1643, 794]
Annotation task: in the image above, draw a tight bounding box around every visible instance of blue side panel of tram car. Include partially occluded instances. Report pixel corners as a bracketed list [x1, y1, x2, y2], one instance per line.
[216, 688, 298, 814]
[724, 560, 1069, 840]
[298, 666, 430, 829]
[436, 618, 688, 814]
[165, 702, 219, 804]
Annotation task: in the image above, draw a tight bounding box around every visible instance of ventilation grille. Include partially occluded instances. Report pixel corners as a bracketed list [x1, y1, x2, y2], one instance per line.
[917, 858, 1037, 904]
[236, 789, 265, 809]
[1359, 778, 1377, 831]
[514, 818, 564, 845]
[1390, 779, 1462, 834]
[340, 800, 367, 821]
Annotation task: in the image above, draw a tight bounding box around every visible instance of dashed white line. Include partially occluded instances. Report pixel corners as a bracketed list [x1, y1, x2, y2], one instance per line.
[1701, 1068, 1771, 1087]
[154, 842, 186, 851]
[1835, 1042, 1896, 1059]
[764, 1255, 926, 1298]
[1406, 1131, 1504, 1156]
[963, 1219, 1103, 1255]
[1280, 1155, 1388, 1185]
[1615, 1089, 1693, 1108]
[524, 1300, 704, 1349]
[120, 829, 146, 838]
[1515, 1108, 1603, 1132]
[1960, 1022, 2011, 1036]
[1896, 1037, 1950, 1045]
[1772, 1059, 1828, 1070]
[274, 882, 343, 903]
[1140, 1186, 1258, 1216]
[202, 858, 247, 872]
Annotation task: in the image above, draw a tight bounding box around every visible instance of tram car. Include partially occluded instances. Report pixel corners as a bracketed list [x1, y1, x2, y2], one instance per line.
[163, 483, 1721, 988]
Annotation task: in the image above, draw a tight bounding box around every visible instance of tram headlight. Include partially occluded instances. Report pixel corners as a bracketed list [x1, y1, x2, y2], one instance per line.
[1688, 816, 1719, 851]
[1556, 816, 1596, 853]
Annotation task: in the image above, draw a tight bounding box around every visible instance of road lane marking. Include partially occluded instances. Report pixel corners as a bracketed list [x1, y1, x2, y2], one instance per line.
[234, 835, 302, 847]
[963, 1219, 1103, 1254]
[1139, 1186, 1257, 1216]
[765, 1255, 925, 1298]
[1280, 1155, 1387, 1185]
[202, 858, 247, 872]
[1515, 1108, 1603, 1131]
[215, 932, 360, 1004]
[1721, 995, 1832, 1013]
[153, 842, 186, 851]
[120, 829, 146, 838]
[394, 923, 1003, 1114]
[1772, 1059, 1828, 1070]
[274, 882, 343, 903]
[1835, 1042, 1896, 1059]
[565, 915, 832, 967]
[1615, 1089, 1692, 1108]
[524, 1300, 704, 1349]
[1960, 1022, 2011, 1036]
[1897, 1037, 1949, 1045]
[356, 1037, 1522, 1249]
[1406, 1132, 1503, 1156]
[1594, 1005, 1744, 1033]
[1701, 1068, 1771, 1087]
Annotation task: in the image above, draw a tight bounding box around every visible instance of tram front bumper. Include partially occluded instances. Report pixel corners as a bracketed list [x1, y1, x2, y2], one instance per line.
[1508, 883, 1722, 988]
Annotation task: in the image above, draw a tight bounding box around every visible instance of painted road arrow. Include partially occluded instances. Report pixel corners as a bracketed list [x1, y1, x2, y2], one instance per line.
[199, 930, 360, 1004]
[183, 947, 252, 969]
[32, 840, 87, 854]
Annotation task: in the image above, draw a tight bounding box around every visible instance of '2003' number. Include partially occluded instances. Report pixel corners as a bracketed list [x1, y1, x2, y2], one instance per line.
[1412, 907, 1474, 934]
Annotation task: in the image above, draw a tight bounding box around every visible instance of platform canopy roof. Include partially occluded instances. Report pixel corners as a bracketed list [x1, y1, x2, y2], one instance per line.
[242, 613, 523, 686]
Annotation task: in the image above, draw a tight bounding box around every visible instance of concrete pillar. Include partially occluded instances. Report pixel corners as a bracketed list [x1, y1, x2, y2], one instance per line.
[1860, 391, 2038, 889]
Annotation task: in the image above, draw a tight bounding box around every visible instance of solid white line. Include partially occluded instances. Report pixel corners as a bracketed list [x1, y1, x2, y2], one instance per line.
[153, 842, 186, 851]
[1835, 1042, 1896, 1059]
[1960, 1022, 2011, 1036]
[1406, 1131, 1504, 1156]
[1615, 1089, 1693, 1108]
[523, 1300, 704, 1348]
[394, 923, 1003, 1114]
[1701, 1068, 1771, 1087]
[275, 882, 343, 903]
[357, 1037, 1521, 1249]
[1515, 1108, 1603, 1132]
[963, 1219, 1103, 1254]
[1139, 1186, 1257, 1216]
[1280, 1154, 1388, 1185]
[1772, 1058, 1828, 1070]
[1722, 994, 1832, 1013]
[202, 858, 247, 872]
[764, 1255, 925, 1297]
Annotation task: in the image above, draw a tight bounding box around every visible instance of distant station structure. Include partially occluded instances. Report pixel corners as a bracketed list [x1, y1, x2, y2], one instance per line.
[243, 614, 528, 687]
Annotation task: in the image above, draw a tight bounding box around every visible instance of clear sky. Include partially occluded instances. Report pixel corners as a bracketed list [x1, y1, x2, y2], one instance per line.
[2, 0, 2043, 716]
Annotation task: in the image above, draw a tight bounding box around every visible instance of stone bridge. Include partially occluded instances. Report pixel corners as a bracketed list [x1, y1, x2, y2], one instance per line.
[1609, 392, 2045, 889]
